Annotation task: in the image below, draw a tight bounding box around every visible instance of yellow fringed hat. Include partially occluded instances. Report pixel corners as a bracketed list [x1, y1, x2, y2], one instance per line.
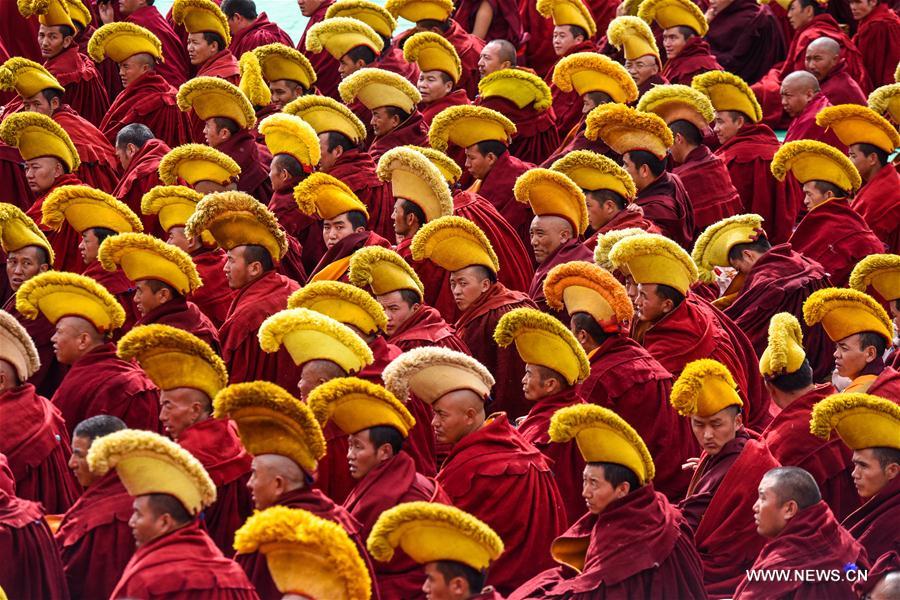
[213, 381, 327, 474]
[234, 507, 371, 600]
[607, 16, 660, 62]
[293, 172, 369, 220]
[98, 232, 201, 294]
[410, 215, 499, 274]
[382, 346, 495, 404]
[550, 150, 636, 198]
[513, 168, 589, 235]
[691, 214, 765, 282]
[140, 185, 215, 245]
[305, 17, 383, 60]
[478, 68, 552, 111]
[0, 111, 80, 173]
[850, 254, 900, 302]
[868, 83, 900, 125]
[692, 70, 762, 124]
[803, 288, 893, 344]
[288, 281, 388, 335]
[41, 185, 143, 234]
[238, 51, 271, 108]
[406, 145, 462, 184]
[15, 271, 125, 333]
[258, 307, 374, 373]
[637, 83, 715, 132]
[593, 227, 647, 270]
[377, 147, 453, 223]
[384, 0, 453, 22]
[759, 313, 807, 378]
[536, 0, 597, 37]
[339, 67, 421, 112]
[177, 76, 256, 129]
[403, 31, 461, 83]
[0, 57, 64, 98]
[117, 324, 227, 399]
[259, 113, 321, 171]
[158, 144, 241, 187]
[348, 246, 425, 299]
[18, 0, 74, 28]
[185, 191, 287, 262]
[552, 53, 638, 104]
[608, 233, 699, 294]
[494, 307, 591, 385]
[307, 376, 415, 436]
[253, 43, 316, 90]
[670, 358, 743, 417]
[368, 502, 503, 571]
[638, 0, 708, 35]
[87, 429, 216, 515]
[64, 0, 91, 30]
[326, 0, 398, 37]
[0, 309, 40, 382]
[172, 0, 231, 46]
[816, 104, 900, 154]
[87, 22, 163, 63]
[549, 403, 655, 483]
[810, 393, 900, 450]
[428, 104, 516, 152]
[543, 261, 634, 332]
[283, 94, 367, 145]
[771, 140, 862, 193]
[585, 103, 673, 159]
[0, 203, 54, 264]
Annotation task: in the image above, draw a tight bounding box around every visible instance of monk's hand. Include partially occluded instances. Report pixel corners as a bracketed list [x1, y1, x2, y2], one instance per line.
[681, 457, 701, 471]
[705, 6, 716, 21]
[624, 203, 645, 216]
[98, 1, 115, 24]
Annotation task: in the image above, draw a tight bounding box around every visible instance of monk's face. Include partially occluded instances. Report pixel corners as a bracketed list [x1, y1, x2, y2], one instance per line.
[464, 145, 496, 181]
[129, 496, 174, 548]
[801, 181, 833, 211]
[848, 143, 880, 182]
[377, 290, 419, 336]
[431, 390, 482, 445]
[478, 42, 511, 79]
[849, 0, 877, 20]
[787, 0, 814, 30]
[624, 275, 639, 308]
[78, 228, 103, 265]
[69, 434, 97, 488]
[689, 406, 743, 456]
[297, 0, 326, 18]
[224, 246, 255, 289]
[713, 111, 743, 145]
[6, 246, 50, 292]
[625, 55, 659, 87]
[133, 280, 168, 316]
[552, 25, 583, 57]
[417, 70, 453, 104]
[586, 191, 619, 230]
[582, 464, 630, 514]
[269, 79, 303, 110]
[203, 118, 232, 148]
[297, 360, 344, 401]
[754, 475, 794, 537]
[392, 197, 417, 240]
[21, 91, 58, 116]
[530, 215, 572, 264]
[118, 54, 152, 88]
[834, 333, 878, 379]
[338, 53, 369, 80]
[24, 156, 64, 195]
[851, 448, 899, 500]
[119, 0, 145, 17]
[166, 226, 194, 254]
[635, 283, 674, 323]
[247, 455, 306, 509]
[522, 364, 563, 402]
[159, 388, 209, 440]
[347, 429, 392, 480]
[423, 562, 470, 600]
[322, 212, 365, 249]
[805, 45, 838, 81]
[52, 316, 97, 365]
[661, 27, 689, 59]
[371, 107, 402, 137]
[780, 78, 814, 117]
[187, 32, 218, 66]
[37, 25, 72, 59]
[449, 266, 492, 312]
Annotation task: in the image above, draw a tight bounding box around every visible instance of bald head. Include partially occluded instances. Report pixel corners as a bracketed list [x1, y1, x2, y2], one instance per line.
[431, 388, 487, 445]
[52, 315, 106, 365]
[530, 215, 574, 264]
[781, 71, 820, 117]
[871, 571, 900, 600]
[783, 70, 820, 92]
[764, 466, 822, 509]
[478, 39, 517, 78]
[248, 453, 309, 509]
[297, 359, 347, 400]
[806, 37, 841, 81]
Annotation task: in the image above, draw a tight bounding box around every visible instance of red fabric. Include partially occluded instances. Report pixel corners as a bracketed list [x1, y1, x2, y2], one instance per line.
[662, 37, 722, 85]
[310, 230, 391, 281]
[819, 60, 867, 106]
[518, 0, 557, 76]
[197, 48, 240, 81]
[127, 5, 190, 88]
[528, 239, 593, 313]
[215, 129, 272, 203]
[397, 237, 458, 321]
[100, 70, 192, 149]
[327, 149, 396, 242]
[82, 258, 139, 335]
[315, 419, 359, 505]
[367, 110, 429, 163]
[268, 176, 327, 275]
[852, 164, 900, 253]
[2, 296, 68, 399]
[547, 41, 598, 136]
[842, 473, 900, 564]
[673, 144, 743, 235]
[376, 44, 421, 84]
[584, 209, 661, 252]
[297, 0, 341, 99]
[578, 335, 696, 502]
[440, 20, 484, 99]
[868, 364, 900, 398]
[789, 198, 884, 287]
[541, 115, 621, 168]
[50, 104, 120, 194]
[734, 501, 868, 599]
[452, 0, 525, 46]
[56, 471, 135, 600]
[853, 3, 900, 88]
[855, 551, 900, 598]
[189, 246, 236, 328]
[0, 2, 41, 62]
[26, 173, 85, 274]
[477, 95, 560, 166]
[229, 12, 292, 56]
[0, 142, 34, 211]
[44, 44, 110, 125]
[113, 138, 170, 234]
[706, 0, 786, 84]
[475, 151, 536, 248]
[634, 171, 695, 249]
[785, 92, 846, 149]
[388, 304, 471, 353]
[420, 88, 471, 125]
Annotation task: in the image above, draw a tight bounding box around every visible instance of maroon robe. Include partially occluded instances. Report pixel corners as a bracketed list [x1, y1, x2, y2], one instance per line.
[438, 414, 567, 595]
[0, 2, 40, 62]
[327, 148, 396, 242]
[673, 144, 743, 235]
[189, 246, 236, 328]
[398, 20, 484, 100]
[2, 296, 67, 399]
[528, 239, 593, 313]
[634, 171, 695, 249]
[315, 419, 359, 505]
[26, 173, 85, 275]
[82, 259, 139, 335]
[136, 296, 219, 352]
[229, 13, 292, 56]
[583, 209, 661, 252]
[518, 0, 557, 76]
[100, 70, 191, 149]
[819, 60, 867, 106]
[420, 88, 471, 126]
[44, 44, 110, 125]
[113, 138, 170, 235]
[310, 230, 391, 281]
[867, 363, 900, 398]
[452, 0, 525, 48]
[197, 48, 240, 82]
[842, 474, 900, 563]
[215, 129, 272, 203]
[853, 3, 900, 88]
[706, 0, 785, 84]
[851, 164, 900, 253]
[547, 40, 598, 136]
[51, 104, 120, 194]
[637, 72, 668, 99]
[268, 176, 327, 275]
[477, 95, 560, 166]
[0, 142, 34, 211]
[541, 115, 621, 168]
[367, 110, 429, 163]
[388, 304, 471, 353]
[126, 4, 190, 88]
[376, 45, 421, 84]
[297, 0, 340, 99]
[662, 37, 722, 85]
[785, 93, 844, 149]
[396, 237, 458, 322]
[475, 151, 536, 248]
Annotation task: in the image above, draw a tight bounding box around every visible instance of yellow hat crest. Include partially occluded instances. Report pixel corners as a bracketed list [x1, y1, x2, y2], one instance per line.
[692, 70, 762, 124]
[478, 68, 552, 111]
[771, 140, 862, 193]
[283, 94, 367, 144]
[850, 254, 900, 302]
[552, 53, 638, 104]
[288, 280, 388, 335]
[0, 203, 54, 264]
[16, 271, 125, 332]
[348, 246, 425, 299]
[63, 0, 90, 29]
[406, 145, 462, 184]
[544, 261, 634, 331]
[18, 0, 74, 28]
[326, 0, 398, 37]
[293, 172, 368, 220]
[177, 76, 256, 130]
[158, 144, 241, 187]
[307, 376, 415, 437]
[41, 185, 143, 234]
[608, 233, 699, 294]
[551, 150, 636, 198]
[759, 313, 807, 378]
[384, 0, 453, 22]
[140, 185, 214, 244]
[377, 147, 453, 222]
[411, 215, 500, 274]
[87, 22, 163, 63]
[428, 104, 516, 152]
[339, 67, 421, 112]
[238, 51, 272, 108]
[691, 213, 764, 283]
[810, 393, 900, 451]
[607, 16, 660, 62]
[185, 191, 287, 261]
[536, 0, 597, 37]
[0, 111, 80, 172]
[259, 113, 321, 170]
[383, 346, 495, 404]
[803, 288, 893, 344]
[868, 83, 900, 125]
[514, 168, 589, 235]
[670, 358, 743, 417]
[305, 16, 384, 60]
[172, 0, 231, 46]
[0, 309, 40, 381]
[816, 104, 900, 154]
[638, 0, 708, 35]
[593, 227, 647, 270]
[0, 57, 64, 98]
[637, 83, 715, 132]
[253, 43, 317, 90]
[585, 103, 673, 159]
[403, 31, 461, 83]
[98, 232, 201, 294]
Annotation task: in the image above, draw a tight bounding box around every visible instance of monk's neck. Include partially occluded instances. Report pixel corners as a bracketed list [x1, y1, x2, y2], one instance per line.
[772, 384, 817, 411]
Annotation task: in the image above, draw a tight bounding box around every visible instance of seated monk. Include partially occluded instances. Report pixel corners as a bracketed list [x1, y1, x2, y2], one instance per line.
[403, 32, 470, 126]
[639, 0, 722, 85]
[851, 254, 900, 369]
[56, 416, 133, 600]
[734, 466, 868, 598]
[113, 125, 170, 234]
[87, 429, 257, 598]
[0, 309, 78, 513]
[265, 156, 326, 278]
[805, 37, 867, 106]
[383, 347, 567, 595]
[851, 0, 900, 88]
[254, 43, 317, 112]
[672, 359, 780, 597]
[222, 0, 292, 56]
[544, 261, 697, 501]
[705, 0, 785, 85]
[607, 16, 667, 99]
[509, 404, 707, 599]
[781, 71, 845, 148]
[855, 554, 900, 600]
[173, 0, 239, 84]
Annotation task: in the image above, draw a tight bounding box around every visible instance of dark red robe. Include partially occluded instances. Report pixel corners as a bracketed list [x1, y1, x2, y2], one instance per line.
[100, 70, 192, 149]
[197, 48, 240, 82]
[189, 246, 236, 329]
[327, 148, 396, 243]
[26, 172, 86, 275]
[136, 296, 219, 352]
[396, 237, 458, 322]
[113, 138, 170, 235]
[83, 258, 139, 335]
[819, 60, 867, 107]
[842, 474, 900, 564]
[662, 37, 722, 85]
[547, 40, 599, 137]
[229, 12, 292, 56]
[367, 110, 429, 163]
[388, 304, 471, 353]
[517, 0, 557, 76]
[420, 88, 471, 126]
[127, 4, 190, 88]
[583, 209, 661, 252]
[315, 419, 359, 505]
[215, 129, 272, 203]
[51, 104, 120, 194]
[541, 115, 621, 168]
[851, 164, 900, 254]
[706, 0, 785, 85]
[0, 142, 33, 211]
[44, 44, 110, 126]
[867, 363, 900, 398]
[0, 2, 40, 62]
[268, 176, 328, 275]
[475, 151, 536, 249]
[528, 239, 593, 313]
[853, 3, 900, 89]
[309, 230, 391, 281]
[673, 144, 743, 236]
[297, 0, 340, 99]
[452, 0, 524, 48]
[784, 92, 846, 150]
[634, 171, 695, 249]
[2, 296, 67, 399]
[477, 95, 560, 166]
[376, 45, 421, 85]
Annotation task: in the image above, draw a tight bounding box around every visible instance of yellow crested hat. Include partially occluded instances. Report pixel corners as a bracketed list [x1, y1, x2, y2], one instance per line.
[406, 145, 462, 184]
[87, 429, 216, 515]
[384, 0, 453, 22]
[288, 281, 388, 335]
[140, 185, 203, 233]
[234, 507, 371, 600]
[514, 168, 588, 235]
[308, 376, 415, 437]
[670, 359, 743, 417]
[283, 94, 367, 145]
[810, 393, 900, 451]
[383, 346, 495, 404]
[368, 502, 503, 571]
[339, 67, 421, 113]
[377, 147, 453, 223]
[585, 103, 673, 159]
[18, 0, 74, 28]
[213, 381, 327, 474]
[16, 271, 125, 333]
[551, 150, 636, 199]
[771, 140, 862, 193]
[305, 17, 383, 60]
[552, 53, 638, 104]
[158, 144, 241, 187]
[868, 83, 900, 125]
[326, 0, 398, 37]
[536, 0, 597, 37]
[692, 70, 762, 124]
[403, 31, 461, 83]
[428, 104, 516, 151]
[607, 16, 660, 62]
[850, 254, 900, 302]
[803, 288, 893, 344]
[637, 83, 715, 132]
[63, 0, 91, 30]
[410, 215, 499, 274]
[0, 111, 80, 172]
[117, 324, 227, 399]
[259, 308, 374, 373]
[41, 185, 143, 234]
[759, 313, 807, 378]
[177, 76, 256, 129]
[0, 203, 54, 264]
[608, 233, 699, 294]
[494, 307, 591, 385]
[87, 22, 163, 63]
[185, 191, 287, 261]
[348, 246, 425, 299]
[638, 0, 708, 35]
[691, 214, 765, 282]
[593, 227, 647, 270]
[172, 0, 231, 46]
[98, 232, 201, 294]
[544, 261, 634, 331]
[253, 43, 317, 90]
[239, 52, 271, 107]
[0, 57, 64, 98]
[259, 113, 320, 171]
[0, 309, 40, 382]
[293, 172, 368, 220]
[478, 68, 552, 111]
[816, 104, 900, 154]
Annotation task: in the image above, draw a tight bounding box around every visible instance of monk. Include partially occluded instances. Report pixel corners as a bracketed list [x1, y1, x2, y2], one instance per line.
[659, 25, 722, 85]
[806, 37, 867, 106]
[547, 33, 599, 136]
[222, 0, 292, 56]
[112, 125, 169, 234]
[380, 287, 470, 353]
[624, 151, 695, 248]
[125, 278, 219, 352]
[847, 135, 900, 253]
[187, 29, 239, 83]
[79, 225, 139, 334]
[705, 0, 786, 84]
[198, 114, 272, 203]
[367, 105, 428, 163]
[782, 71, 844, 147]
[528, 215, 593, 312]
[56, 415, 134, 600]
[0, 142, 33, 212]
[851, 0, 900, 88]
[417, 68, 470, 126]
[296, 0, 341, 99]
[267, 156, 326, 274]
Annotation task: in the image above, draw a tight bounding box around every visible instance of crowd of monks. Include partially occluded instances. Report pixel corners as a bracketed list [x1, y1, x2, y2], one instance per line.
[0, 0, 899, 597]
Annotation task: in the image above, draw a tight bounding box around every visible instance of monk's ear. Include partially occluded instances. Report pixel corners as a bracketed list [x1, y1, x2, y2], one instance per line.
[614, 481, 631, 499]
[782, 499, 800, 521]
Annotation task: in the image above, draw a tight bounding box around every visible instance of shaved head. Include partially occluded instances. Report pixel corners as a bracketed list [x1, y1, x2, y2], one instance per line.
[247, 453, 308, 509]
[808, 36, 840, 56]
[781, 71, 820, 117]
[486, 39, 516, 65]
[763, 466, 822, 509]
[530, 215, 575, 264]
[254, 454, 306, 485]
[782, 70, 820, 93]
[431, 388, 486, 445]
[297, 359, 347, 400]
[805, 37, 841, 81]
[871, 571, 900, 600]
